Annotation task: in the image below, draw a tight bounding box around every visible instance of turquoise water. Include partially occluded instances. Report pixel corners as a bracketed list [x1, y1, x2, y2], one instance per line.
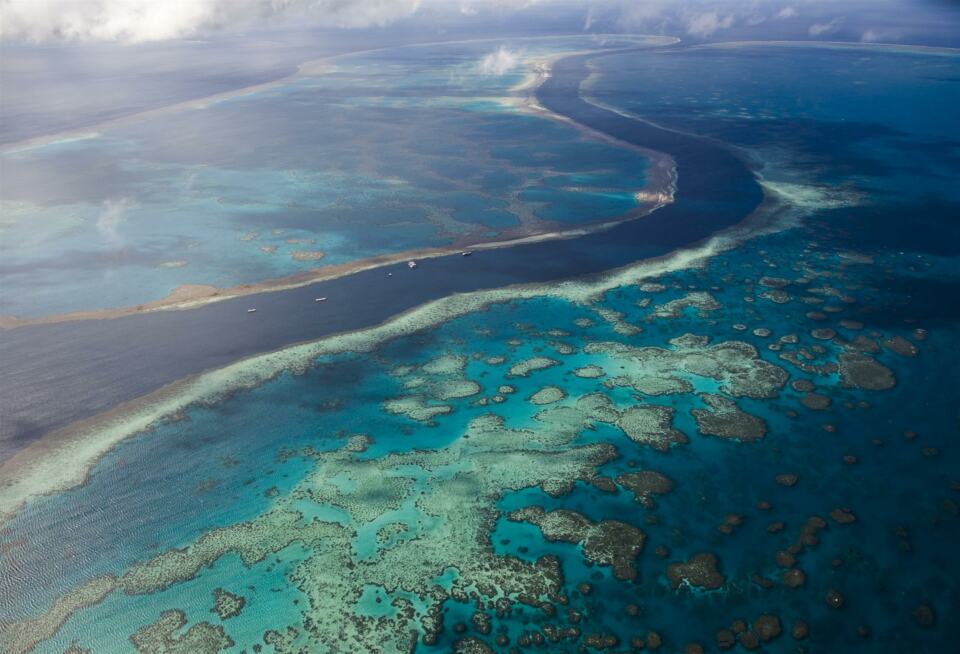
[0, 36, 660, 319]
[1, 42, 959, 653]
[6, 228, 958, 653]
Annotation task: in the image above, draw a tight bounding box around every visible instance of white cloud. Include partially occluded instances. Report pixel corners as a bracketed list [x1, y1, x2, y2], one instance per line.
[478, 45, 519, 76]
[0, 0, 423, 43]
[808, 16, 844, 37]
[459, 0, 542, 15]
[684, 10, 734, 37]
[860, 28, 897, 43]
[96, 197, 134, 248]
[583, 6, 596, 31]
[609, 1, 797, 37]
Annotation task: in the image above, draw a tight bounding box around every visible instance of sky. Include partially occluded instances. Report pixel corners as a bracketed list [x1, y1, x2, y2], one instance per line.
[1, 0, 958, 145]
[2, 0, 959, 46]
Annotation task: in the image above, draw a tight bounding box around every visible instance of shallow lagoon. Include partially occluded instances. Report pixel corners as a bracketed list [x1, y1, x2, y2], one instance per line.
[1, 41, 959, 654]
[0, 36, 663, 319]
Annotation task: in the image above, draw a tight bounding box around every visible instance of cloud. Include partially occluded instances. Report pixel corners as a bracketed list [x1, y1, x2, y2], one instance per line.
[860, 28, 898, 43]
[595, 0, 811, 37]
[96, 197, 134, 248]
[684, 10, 735, 37]
[808, 16, 844, 36]
[459, 0, 542, 15]
[478, 45, 519, 76]
[0, 0, 423, 43]
[583, 5, 596, 31]
[609, 1, 737, 38]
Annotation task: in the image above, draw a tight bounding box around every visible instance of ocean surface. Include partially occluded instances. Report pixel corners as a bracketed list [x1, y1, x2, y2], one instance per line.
[1, 40, 959, 654]
[0, 40, 762, 452]
[0, 36, 658, 319]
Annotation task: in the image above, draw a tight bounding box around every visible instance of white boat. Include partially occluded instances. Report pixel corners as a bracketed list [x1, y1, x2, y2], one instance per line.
[461, 251, 472, 256]
[247, 308, 257, 313]
[315, 297, 327, 302]
[407, 260, 417, 269]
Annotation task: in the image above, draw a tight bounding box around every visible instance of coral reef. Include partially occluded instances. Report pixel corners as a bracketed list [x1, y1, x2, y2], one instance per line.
[667, 553, 725, 591]
[129, 610, 233, 654]
[508, 506, 646, 580]
[691, 394, 767, 442]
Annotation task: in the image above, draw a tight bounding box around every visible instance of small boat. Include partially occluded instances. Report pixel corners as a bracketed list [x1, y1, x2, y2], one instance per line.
[461, 251, 472, 257]
[247, 308, 257, 313]
[407, 260, 417, 269]
[315, 297, 327, 302]
[388, 272, 393, 276]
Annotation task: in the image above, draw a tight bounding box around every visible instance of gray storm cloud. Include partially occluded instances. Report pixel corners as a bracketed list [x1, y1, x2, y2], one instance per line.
[0, 0, 423, 43]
